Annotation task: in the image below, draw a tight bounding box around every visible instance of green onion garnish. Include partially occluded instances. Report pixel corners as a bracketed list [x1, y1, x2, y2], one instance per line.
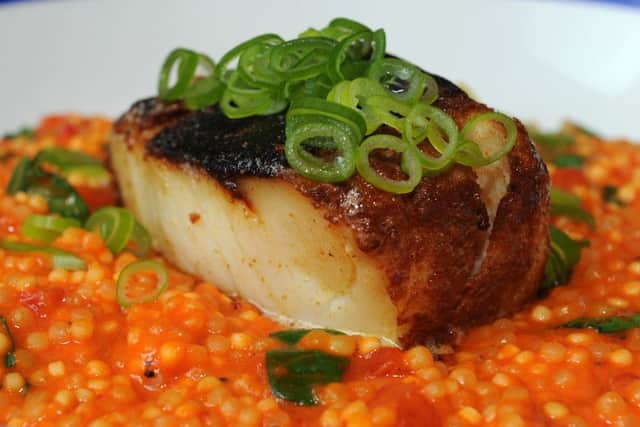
[0, 315, 16, 368]
[85, 207, 151, 256]
[156, 18, 518, 194]
[553, 153, 585, 168]
[455, 112, 518, 167]
[562, 314, 640, 333]
[22, 214, 81, 243]
[2, 127, 34, 140]
[541, 226, 589, 291]
[550, 187, 595, 228]
[0, 240, 86, 270]
[116, 259, 168, 308]
[356, 135, 422, 194]
[33, 147, 109, 184]
[266, 349, 349, 406]
[6, 155, 90, 222]
[270, 328, 345, 346]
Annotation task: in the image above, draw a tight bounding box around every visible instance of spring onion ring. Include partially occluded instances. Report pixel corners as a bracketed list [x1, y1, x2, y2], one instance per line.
[116, 259, 168, 308]
[0, 240, 86, 270]
[356, 134, 422, 194]
[455, 112, 517, 167]
[22, 214, 81, 243]
[85, 207, 151, 256]
[156, 18, 519, 193]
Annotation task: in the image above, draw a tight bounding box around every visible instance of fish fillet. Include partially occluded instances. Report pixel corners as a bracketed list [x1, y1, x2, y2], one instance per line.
[110, 74, 549, 348]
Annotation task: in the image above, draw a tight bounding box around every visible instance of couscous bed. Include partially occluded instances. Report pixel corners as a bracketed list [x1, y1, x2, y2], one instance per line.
[1, 116, 639, 426]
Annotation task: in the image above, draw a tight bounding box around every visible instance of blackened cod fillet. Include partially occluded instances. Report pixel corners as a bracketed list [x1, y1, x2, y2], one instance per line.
[110, 74, 549, 348]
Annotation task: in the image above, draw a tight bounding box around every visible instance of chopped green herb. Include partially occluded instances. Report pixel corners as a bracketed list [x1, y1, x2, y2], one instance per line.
[0, 316, 16, 368]
[266, 349, 349, 405]
[562, 314, 640, 333]
[6, 156, 89, 222]
[552, 153, 586, 168]
[541, 226, 589, 291]
[2, 127, 34, 140]
[550, 187, 595, 228]
[602, 185, 625, 206]
[528, 129, 574, 148]
[270, 328, 345, 346]
[0, 240, 86, 271]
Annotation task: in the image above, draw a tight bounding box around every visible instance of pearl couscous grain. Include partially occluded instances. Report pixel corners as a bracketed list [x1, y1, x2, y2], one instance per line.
[1, 117, 640, 426]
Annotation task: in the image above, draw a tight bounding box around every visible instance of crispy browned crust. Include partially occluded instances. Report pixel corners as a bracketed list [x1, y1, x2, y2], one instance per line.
[113, 74, 549, 348]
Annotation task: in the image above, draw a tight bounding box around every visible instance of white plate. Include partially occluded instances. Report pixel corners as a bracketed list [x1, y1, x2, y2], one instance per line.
[0, 0, 639, 139]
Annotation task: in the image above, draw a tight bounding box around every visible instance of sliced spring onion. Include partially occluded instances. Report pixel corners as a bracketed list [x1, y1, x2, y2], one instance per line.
[288, 97, 366, 141]
[270, 37, 337, 82]
[116, 259, 168, 308]
[158, 48, 200, 101]
[456, 112, 517, 167]
[266, 349, 349, 406]
[0, 240, 86, 270]
[6, 156, 32, 194]
[541, 226, 589, 291]
[0, 316, 16, 368]
[2, 127, 34, 140]
[328, 17, 371, 35]
[155, 19, 521, 193]
[356, 134, 422, 194]
[562, 314, 640, 334]
[22, 214, 81, 243]
[550, 187, 595, 228]
[360, 94, 411, 132]
[33, 147, 101, 169]
[269, 329, 345, 346]
[7, 156, 90, 222]
[553, 153, 585, 168]
[182, 55, 224, 110]
[404, 102, 460, 171]
[285, 120, 358, 183]
[367, 58, 428, 104]
[326, 29, 385, 84]
[130, 222, 152, 258]
[215, 34, 283, 82]
[33, 147, 109, 183]
[238, 41, 284, 89]
[85, 207, 152, 256]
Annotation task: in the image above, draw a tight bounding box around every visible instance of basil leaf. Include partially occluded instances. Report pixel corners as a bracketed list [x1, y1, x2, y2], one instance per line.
[553, 154, 585, 168]
[541, 226, 589, 291]
[6, 155, 89, 222]
[550, 187, 595, 228]
[270, 328, 345, 346]
[562, 314, 640, 333]
[266, 349, 349, 405]
[603, 185, 625, 207]
[0, 316, 16, 368]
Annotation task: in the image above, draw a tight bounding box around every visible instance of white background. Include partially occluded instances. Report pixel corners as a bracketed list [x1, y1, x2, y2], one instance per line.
[0, 0, 639, 139]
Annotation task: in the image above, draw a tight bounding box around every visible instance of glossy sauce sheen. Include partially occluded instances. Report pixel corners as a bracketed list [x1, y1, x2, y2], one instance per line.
[1, 116, 640, 426]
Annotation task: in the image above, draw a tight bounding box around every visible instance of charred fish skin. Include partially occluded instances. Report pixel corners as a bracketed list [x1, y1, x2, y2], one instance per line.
[111, 72, 549, 348]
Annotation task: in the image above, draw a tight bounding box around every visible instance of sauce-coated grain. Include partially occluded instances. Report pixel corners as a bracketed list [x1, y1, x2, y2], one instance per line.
[1, 117, 639, 426]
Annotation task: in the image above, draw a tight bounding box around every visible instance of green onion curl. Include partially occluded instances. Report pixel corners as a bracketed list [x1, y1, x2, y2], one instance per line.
[356, 135, 422, 194]
[116, 259, 168, 308]
[455, 112, 517, 167]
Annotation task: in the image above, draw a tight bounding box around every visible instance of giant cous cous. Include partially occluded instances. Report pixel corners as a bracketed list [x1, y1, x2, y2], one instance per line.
[1, 116, 640, 426]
